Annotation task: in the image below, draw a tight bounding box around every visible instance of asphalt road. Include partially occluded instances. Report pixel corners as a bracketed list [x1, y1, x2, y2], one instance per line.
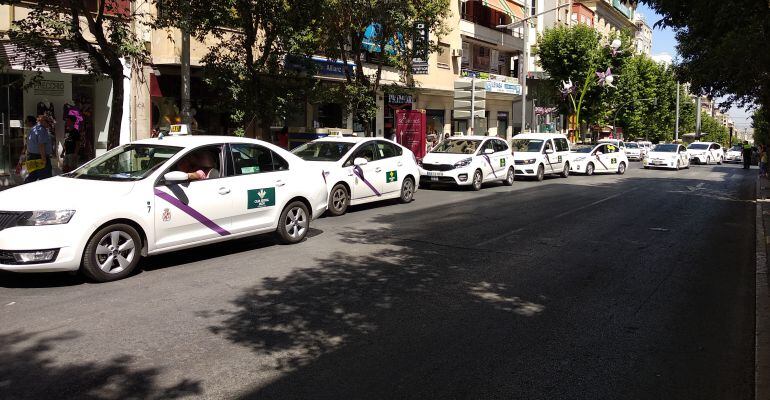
[0, 162, 757, 399]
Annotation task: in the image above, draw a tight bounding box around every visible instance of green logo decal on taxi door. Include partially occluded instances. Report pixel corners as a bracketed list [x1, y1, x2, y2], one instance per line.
[500, 158, 506, 167]
[386, 170, 398, 183]
[247, 187, 276, 209]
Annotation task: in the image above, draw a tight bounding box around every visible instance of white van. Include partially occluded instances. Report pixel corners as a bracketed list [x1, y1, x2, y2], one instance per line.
[511, 133, 572, 181]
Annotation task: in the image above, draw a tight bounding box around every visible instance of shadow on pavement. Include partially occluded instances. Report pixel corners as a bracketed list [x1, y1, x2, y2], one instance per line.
[0, 330, 201, 400]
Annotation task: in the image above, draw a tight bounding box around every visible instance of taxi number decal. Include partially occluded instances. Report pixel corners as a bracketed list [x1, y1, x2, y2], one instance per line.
[500, 159, 506, 167]
[557, 155, 562, 163]
[611, 158, 617, 164]
[170, 125, 181, 133]
[248, 187, 276, 209]
[386, 170, 398, 183]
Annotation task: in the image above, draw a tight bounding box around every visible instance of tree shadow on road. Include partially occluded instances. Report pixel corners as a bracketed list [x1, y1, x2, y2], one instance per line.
[0, 330, 202, 400]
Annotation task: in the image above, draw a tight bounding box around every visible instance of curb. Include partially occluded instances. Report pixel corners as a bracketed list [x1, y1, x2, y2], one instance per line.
[755, 176, 769, 400]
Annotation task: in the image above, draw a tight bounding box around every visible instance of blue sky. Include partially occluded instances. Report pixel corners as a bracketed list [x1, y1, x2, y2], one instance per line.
[635, 4, 754, 128]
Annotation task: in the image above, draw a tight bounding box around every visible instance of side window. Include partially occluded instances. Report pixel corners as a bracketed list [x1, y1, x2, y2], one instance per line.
[229, 144, 288, 175]
[376, 141, 398, 159]
[344, 142, 378, 167]
[594, 145, 606, 155]
[543, 140, 554, 153]
[167, 145, 223, 181]
[494, 139, 508, 153]
[555, 138, 569, 152]
[480, 139, 495, 154]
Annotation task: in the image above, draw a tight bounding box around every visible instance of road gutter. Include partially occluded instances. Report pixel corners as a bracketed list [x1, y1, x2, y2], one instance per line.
[755, 176, 770, 400]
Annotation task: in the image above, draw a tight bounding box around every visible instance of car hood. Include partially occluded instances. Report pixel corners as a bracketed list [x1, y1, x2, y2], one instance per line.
[513, 151, 541, 160]
[647, 152, 679, 159]
[422, 152, 473, 164]
[0, 177, 136, 211]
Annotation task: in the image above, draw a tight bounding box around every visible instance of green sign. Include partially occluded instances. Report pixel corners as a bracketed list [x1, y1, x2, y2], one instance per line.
[557, 155, 563, 163]
[247, 187, 276, 209]
[386, 170, 398, 183]
[611, 158, 617, 164]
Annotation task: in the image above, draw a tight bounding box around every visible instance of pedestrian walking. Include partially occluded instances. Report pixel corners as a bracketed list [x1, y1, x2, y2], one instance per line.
[62, 115, 81, 173]
[24, 115, 53, 183]
[742, 140, 752, 169]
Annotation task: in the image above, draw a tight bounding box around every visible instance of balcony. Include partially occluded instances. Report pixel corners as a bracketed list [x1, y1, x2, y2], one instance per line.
[459, 19, 524, 51]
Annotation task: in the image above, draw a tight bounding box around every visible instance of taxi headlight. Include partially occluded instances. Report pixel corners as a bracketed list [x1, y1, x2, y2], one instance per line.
[521, 159, 537, 165]
[17, 210, 76, 226]
[453, 158, 473, 168]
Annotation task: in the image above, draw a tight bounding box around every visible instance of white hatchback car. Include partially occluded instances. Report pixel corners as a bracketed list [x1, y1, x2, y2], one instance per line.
[570, 143, 629, 175]
[292, 137, 419, 216]
[724, 144, 744, 163]
[624, 142, 643, 161]
[643, 143, 691, 170]
[687, 142, 723, 165]
[511, 133, 572, 181]
[0, 136, 328, 282]
[420, 136, 514, 190]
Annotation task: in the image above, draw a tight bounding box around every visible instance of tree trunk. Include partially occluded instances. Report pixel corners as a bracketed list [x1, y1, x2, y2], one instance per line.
[107, 71, 124, 150]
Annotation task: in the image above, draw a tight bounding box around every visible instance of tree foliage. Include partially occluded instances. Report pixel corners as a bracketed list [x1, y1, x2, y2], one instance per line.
[2, 0, 148, 149]
[753, 107, 770, 145]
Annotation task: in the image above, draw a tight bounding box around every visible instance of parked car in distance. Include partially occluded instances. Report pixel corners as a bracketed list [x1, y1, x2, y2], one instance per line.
[724, 144, 743, 163]
[570, 143, 629, 175]
[511, 133, 572, 181]
[624, 142, 643, 161]
[687, 142, 723, 165]
[419, 136, 515, 191]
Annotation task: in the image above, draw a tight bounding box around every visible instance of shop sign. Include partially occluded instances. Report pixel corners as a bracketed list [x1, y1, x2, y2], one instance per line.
[33, 80, 65, 96]
[396, 109, 427, 160]
[412, 61, 429, 75]
[314, 59, 353, 77]
[388, 94, 413, 105]
[485, 80, 522, 95]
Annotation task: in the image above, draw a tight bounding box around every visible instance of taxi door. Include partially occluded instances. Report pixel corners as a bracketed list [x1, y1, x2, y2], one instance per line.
[227, 143, 292, 233]
[153, 145, 234, 249]
[493, 139, 510, 176]
[593, 144, 610, 172]
[542, 139, 558, 174]
[604, 144, 621, 171]
[479, 139, 499, 181]
[344, 141, 385, 201]
[376, 140, 403, 195]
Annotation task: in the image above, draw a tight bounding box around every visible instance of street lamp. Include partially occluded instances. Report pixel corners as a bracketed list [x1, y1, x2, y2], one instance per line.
[613, 97, 657, 141]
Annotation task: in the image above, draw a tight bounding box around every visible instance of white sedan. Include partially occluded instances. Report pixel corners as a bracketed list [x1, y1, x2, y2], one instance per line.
[724, 144, 743, 163]
[686, 141, 723, 165]
[0, 135, 328, 281]
[570, 143, 628, 175]
[419, 136, 515, 190]
[643, 143, 691, 170]
[292, 137, 419, 216]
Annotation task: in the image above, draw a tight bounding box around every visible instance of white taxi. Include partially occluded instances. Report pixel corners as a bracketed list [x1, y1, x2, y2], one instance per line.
[686, 141, 723, 165]
[0, 135, 328, 282]
[643, 143, 691, 170]
[419, 135, 514, 191]
[292, 137, 419, 216]
[624, 142, 643, 161]
[570, 143, 628, 175]
[725, 144, 744, 163]
[511, 133, 572, 181]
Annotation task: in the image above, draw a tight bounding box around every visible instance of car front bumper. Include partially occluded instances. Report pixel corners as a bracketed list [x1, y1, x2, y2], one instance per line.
[420, 166, 475, 186]
[643, 159, 678, 169]
[0, 225, 84, 272]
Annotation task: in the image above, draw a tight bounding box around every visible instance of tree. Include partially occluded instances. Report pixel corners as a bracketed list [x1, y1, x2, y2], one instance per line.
[3, 0, 148, 149]
[699, 112, 728, 145]
[316, 0, 450, 134]
[753, 107, 770, 145]
[643, 0, 770, 112]
[155, 0, 322, 138]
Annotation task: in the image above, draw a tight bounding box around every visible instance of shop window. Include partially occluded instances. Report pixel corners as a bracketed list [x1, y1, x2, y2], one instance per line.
[437, 43, 451, 69]
[317, 103, 343, 129]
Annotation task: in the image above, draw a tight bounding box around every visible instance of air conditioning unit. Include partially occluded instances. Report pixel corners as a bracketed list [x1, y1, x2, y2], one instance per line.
[452, 48, 464, 58]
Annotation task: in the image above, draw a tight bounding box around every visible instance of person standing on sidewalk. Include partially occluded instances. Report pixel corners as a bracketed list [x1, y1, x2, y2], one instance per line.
[61, 115, 80, 173]
[743, 141, 752, 169]
[24, 115, 53, 183]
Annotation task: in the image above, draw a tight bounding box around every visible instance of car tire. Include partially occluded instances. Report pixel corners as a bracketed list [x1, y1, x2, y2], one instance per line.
[399, 177, 415, 203]
[536, 165, 545, 182]
[706, 156, 711, 165]
[560, 163, 570, 178]
[644, 166, 650, 169]
[82, 223, 142, 282]
[328, 184, 349, 216]
[503, 167, 515, 186]
[676, 160, 681, 170]
[276, 201, 310, 244]
[586, 162, 595, 176]
[617, 162, 626, 175]
[471, 169, 483, 191]
[717, 157, 723, 165]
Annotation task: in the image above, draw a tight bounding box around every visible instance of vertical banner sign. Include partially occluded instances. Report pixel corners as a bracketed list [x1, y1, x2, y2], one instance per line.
[412, 22, 429, 75]
[396, 109, 427, 160]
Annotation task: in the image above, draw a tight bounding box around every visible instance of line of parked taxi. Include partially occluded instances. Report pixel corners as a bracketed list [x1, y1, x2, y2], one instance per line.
[0, 131, 723, 282]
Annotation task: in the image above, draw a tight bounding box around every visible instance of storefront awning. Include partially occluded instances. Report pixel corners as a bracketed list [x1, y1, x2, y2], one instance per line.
[481, 0, 527, 20]
[0, 42, 91, 75]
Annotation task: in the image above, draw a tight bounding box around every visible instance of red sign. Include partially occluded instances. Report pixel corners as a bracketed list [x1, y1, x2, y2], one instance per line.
[396, 110, 427, 160]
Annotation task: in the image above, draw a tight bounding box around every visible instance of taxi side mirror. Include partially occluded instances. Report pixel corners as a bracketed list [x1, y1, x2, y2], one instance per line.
[164, 171, 189, 183]
[484, 148, 494, 155]
[544, 149, 554, 155]
[353, 157, 368, 166]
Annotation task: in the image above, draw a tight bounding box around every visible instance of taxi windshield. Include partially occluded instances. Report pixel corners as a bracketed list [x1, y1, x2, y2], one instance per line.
[731, 145, 743, 151]
[688, 143, 709, 150]
[573, 146, 594, 153]
[67, 144, 183, 181]
[654, 144, 679, 152]
[511, 139, 544, 152]
[432, 139, 481, 154]
[292, 141, 356, 161]
[626, 143, 639, 148]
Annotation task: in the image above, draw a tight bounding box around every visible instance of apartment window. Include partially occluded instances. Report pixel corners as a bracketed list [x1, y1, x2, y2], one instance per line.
[474, 45, 490, 71]
[461, 42, 471, 69]
[531, 0, 536, 16]
[460, 0, 469, 20]
[437, 43, 451, 69]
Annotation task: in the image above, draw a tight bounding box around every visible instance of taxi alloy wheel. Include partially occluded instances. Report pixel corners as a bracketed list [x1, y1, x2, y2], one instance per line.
[399, 177, 415, 203]
[82, 223, 142, 282]
[277, 201, 309, 244]
[706, 156, 711, 165]
[617, 162, 626, 175]
[503, 167, 514, 186]
[561, 163, 570, 178]
[585, 163, 595, 176]
[676, 160, 681, 170]
[328, 184, 349, 216]
[536, 165, 545, 182]
[471, 169, 483, 191]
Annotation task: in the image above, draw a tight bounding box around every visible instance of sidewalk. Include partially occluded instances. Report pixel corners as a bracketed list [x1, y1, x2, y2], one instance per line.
[755, 175, 770, 400]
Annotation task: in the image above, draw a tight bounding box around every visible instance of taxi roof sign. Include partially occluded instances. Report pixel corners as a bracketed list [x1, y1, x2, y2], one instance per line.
[168, 124, 191, 136]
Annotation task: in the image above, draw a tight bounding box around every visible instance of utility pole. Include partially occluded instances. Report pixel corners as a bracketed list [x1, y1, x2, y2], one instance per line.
[675, 81, 680, 141]
[470, 77, 475, 134]
[520, 1, 530, 134]
[181, 30, 192, 126]
[695, 95, 702, 139]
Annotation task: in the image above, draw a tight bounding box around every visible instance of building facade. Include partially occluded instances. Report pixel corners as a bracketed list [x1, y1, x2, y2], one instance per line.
[633, 14, 652, 56]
